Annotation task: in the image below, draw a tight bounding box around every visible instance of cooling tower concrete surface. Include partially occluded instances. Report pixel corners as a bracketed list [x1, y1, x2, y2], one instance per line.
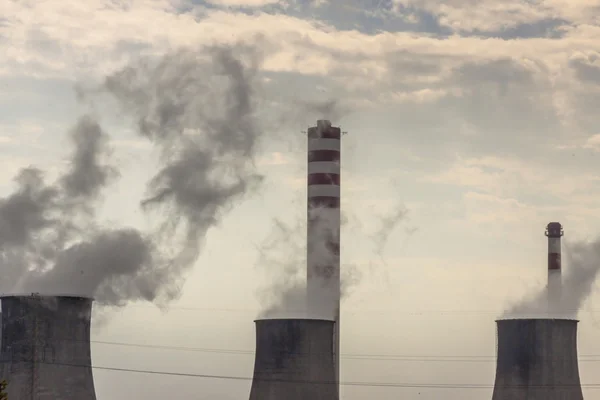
[492, 319, 583, 400]
[249, 318, 338, 400]
[0, 294, 97, 400]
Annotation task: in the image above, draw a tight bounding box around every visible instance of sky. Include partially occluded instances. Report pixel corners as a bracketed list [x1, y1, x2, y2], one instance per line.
[3, 0, 600, 399]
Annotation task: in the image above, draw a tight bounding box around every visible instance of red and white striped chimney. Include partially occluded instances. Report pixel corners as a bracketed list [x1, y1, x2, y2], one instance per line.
[306, 119, 341, 386]
[545, 222, 563, 310]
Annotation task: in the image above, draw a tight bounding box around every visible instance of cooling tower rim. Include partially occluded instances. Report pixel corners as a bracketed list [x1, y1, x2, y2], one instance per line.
[0, 292, 95, 301]
[495, 318, 579, 323]
[254, 317, 335, 323]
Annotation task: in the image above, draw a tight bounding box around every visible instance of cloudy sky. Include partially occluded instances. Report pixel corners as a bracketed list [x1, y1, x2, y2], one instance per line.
[4, 0, 600, 398]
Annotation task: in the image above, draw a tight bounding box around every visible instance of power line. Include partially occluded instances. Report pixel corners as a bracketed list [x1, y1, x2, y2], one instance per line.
[68, 363, 600, 389]
[6, 357, 600, 390]
[93, 339, 488, 361]
[10, 359, 600, 390]
[90, 340, 600, 362]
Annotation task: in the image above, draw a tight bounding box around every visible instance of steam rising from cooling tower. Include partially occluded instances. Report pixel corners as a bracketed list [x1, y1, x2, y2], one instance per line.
[0, 43, 265, 307]
[0, 294, 97, 400]
[505, 222, 600, 319]
[248, 318, 338, 400]
[255, 208, 362, 321]
[0, 116, 119, 297]
[492, 319, 583, 400]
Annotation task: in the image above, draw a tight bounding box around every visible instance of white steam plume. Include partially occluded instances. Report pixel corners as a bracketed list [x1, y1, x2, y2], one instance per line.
[256, 206, 360, 320]
[256, 195, 411, 319]
[372, 203, 415, 257]
[504, 237, 600, 319]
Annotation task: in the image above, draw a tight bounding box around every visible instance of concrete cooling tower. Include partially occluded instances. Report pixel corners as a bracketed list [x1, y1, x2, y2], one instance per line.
[0, 294, 97, 400]
[248, 318, 338, 400]
[492, 319, 583, 400]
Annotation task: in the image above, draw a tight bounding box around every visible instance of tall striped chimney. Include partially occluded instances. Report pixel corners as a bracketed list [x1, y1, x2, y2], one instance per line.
[306, 119, 341, 386]
[545, 222, 563, 311]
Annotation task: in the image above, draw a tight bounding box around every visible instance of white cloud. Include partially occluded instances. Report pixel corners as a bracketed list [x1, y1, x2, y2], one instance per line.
[462, 191, 534, 224]
[3, 3, 600, 235]
[387, 88, 449, 103]
[392, 0, 598, 32]
[1, 0, 600, 146]
[3, 0, 600, 239]
[424, 155, 600, 202]
[1, 0, 599, 82]
[206, 0, 281, 6]
[257, 151, 292, 166]
[0, 121, 57, 149]
[583, 133, 600, 151]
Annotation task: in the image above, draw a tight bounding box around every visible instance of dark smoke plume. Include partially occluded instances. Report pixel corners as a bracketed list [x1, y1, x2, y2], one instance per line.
[0, 114, 113, 258]
[299, 99, 350, 123]
[102, 45, 264, 295]
[0, 168, 59, 250]
[60, 115, 117, 201]
[505, 237, 600, 319]
[278, 99, 351, 134]
[0, 115, 115, 293]
[21, 229, 159, 306]
[1, 43, 266, 307]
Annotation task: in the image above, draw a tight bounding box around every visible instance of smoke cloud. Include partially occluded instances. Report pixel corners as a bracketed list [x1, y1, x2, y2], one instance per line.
[298, 99, 351, 123]
[372, 204, 412, 257]
[269, 98, 352, 139]
[0, 115, 116, 293]
[60, 116, 117, 202]
[504, 237, 600, 319]
[256, 195, 409, 320]
[0, 168, 60, 250]
[255, 215, 307, 319]
[17, 229, 157, 305]
[0, 43, 266, 308]
[256, 208, 359, 320]
[102, 45, 265, 298]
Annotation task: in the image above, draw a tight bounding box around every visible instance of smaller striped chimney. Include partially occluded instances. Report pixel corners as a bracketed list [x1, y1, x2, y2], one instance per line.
[545, 222, 563, 311]
[545, 222, 563, 271]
